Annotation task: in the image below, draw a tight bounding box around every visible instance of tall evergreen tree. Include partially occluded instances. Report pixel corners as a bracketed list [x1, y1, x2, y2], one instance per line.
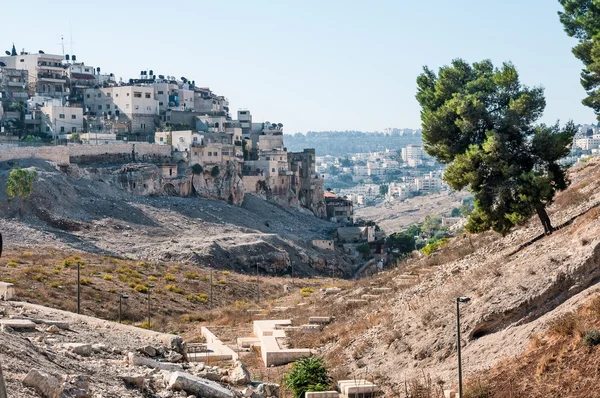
[416, 59, 575, 235]
[559, 1, 600, 117]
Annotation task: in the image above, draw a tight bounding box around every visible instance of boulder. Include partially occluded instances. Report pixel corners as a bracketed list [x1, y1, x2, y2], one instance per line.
[92, 343, 108, 353]
[228, 361, 250, 386]
[122, 374, 150, 391]
[46, 325, 59, 333]
[63, 343, 93, 356]
[256, 383, 280, 398]
[168, 371, 234, 398]
[165, 351, 183, 363]
[128, 352, 183, 372]
[139, 345, 157, 357]
[23, 369, 61, 398]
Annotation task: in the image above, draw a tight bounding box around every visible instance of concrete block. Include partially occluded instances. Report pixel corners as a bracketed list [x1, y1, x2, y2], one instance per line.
[0, 319, 36, 329]
[34, 319, 70, 330]
[168, 371, 235, 398]
[338, 380, 380, 397]
[236, 337, 261, 348]
[371, 287, 392, 293]
[0, 282, 14, 301]
[308, 316, 333, 324]
[324, 287, 342, 294]
[301, 324, 322, 331]
[305, 391, 340, 398]
[272, 307, 291, 312]
[196, 327, 238, 362]
[63, 343, 93, 356]
[361, 294, 380, 301]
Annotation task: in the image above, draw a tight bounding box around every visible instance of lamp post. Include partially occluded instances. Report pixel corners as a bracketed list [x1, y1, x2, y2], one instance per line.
[118, 294, 128, 323]
[456, 296, 471, 398]
[147, 284, 155, 329]
[77, 262, 81, 314]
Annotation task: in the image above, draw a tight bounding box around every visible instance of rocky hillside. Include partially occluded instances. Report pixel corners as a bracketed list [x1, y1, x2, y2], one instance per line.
[0, 159, 352, 277]
[311, 158, 600, 395]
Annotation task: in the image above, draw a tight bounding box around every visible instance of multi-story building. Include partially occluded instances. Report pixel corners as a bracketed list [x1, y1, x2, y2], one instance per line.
[84, 85, 158, 134]
[415, 175, 442, 192]
[40, 105, 84, 137]
[325, 196, 354, 225]
[0, 50, 67, 98]
[0, 67, 28, 102]
[401, 144, 424, 167]
[574, 135, 600, 150]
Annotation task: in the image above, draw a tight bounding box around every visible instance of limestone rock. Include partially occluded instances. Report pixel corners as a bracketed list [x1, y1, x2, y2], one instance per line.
[139, 345, 157, 357]
[46, 325, 59, 333]
[23, 369, 61, 398]
[63, 343, 93, 356]
[228, 360, 250, 386]
[128, 352, 183, 372]
[92, 343, 107, 353]
[168, 371, 234, 398]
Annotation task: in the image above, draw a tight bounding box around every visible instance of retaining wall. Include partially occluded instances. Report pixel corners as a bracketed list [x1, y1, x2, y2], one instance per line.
[0, 143, 172, 166]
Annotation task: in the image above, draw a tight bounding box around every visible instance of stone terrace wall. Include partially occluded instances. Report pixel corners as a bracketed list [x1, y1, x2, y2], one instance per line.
[0, 146, 70, 165]
[0, 144, 171, 166]
[69, 143, 172, 164]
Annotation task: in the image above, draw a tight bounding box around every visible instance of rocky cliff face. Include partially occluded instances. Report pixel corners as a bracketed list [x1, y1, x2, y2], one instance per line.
[112, 164, 163, 196]
[190, 162, 245, 205]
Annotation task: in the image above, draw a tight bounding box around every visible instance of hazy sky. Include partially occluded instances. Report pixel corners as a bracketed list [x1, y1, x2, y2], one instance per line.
[2, 0, 595, 133]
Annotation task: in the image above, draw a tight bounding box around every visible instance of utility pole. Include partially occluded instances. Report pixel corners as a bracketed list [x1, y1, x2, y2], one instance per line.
[77, 262, 80, 314]
[209, 264, 213, 311]
[256, 263, 260, 303]
[291, 261, 294, 288]
[456, 297, 471, 398]
[119, 294, 128, 323]
[147, 285, 154, 330]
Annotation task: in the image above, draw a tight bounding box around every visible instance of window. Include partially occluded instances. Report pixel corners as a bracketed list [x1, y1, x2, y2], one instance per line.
[86, 94, 90, 99]
[208, 152, 212, 156]
[145, 93, 151, 99]
[71, 114, 76, 119]
[126, 93, 129, 96]
[157, 91, 164, 95]
[46, 126, 50, 132]
[194, 151, 198, 156]
[159, 102, 163, 106]
[60, 127, 65, 133]
[159, 137, 164, 142]
[19, 59, 24, 62]
[98, 105, 102, 110]
[115, 110, 120, 116]
[135, 105, 139, 110]
[116, 93, 118, 97]
[107, 93, 111, 98]
[179, 137, 185, 143]
[72, 127, 77, 133]
[125, 104, 129, 109]
[146, 106, 151, 110]
[84, 68, 90, 72]
[193, 137, 198, 142]
[134, 92, 142, 98]
[272, 168, 275, 173]
[97, 93, 101, 98]
[59, 114, 65, 119]
[169, 169, 173, 176]
[108, 111, 112, 115]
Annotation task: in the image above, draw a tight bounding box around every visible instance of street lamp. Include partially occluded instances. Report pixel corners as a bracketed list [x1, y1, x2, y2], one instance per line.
[147, 284, 155, 329]
[77, 262, 81, 314]
[456, 296, 471, 398]
[118, 294, 128, 323]
[256, 263, 260, 303]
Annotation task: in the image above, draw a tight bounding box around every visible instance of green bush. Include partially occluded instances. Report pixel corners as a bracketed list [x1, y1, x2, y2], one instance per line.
[301, 287, 314, 297]
[284, 356, 331, 398]
[164, 273, 177, 282]
[582, 329, 600, 346]
[420, 238, 449, 256]
[186, 293, 209, 303]
[184, 271, 199, 280]
[134, 284, 148, 293]
[191, 163, 203, 174]
[211, 165, 220, 177]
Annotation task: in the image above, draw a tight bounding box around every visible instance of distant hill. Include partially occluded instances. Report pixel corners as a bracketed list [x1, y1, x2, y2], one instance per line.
[284, 130, 422, 156]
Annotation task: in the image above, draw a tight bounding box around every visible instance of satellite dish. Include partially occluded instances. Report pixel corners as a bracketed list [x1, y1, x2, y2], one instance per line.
[39, 50, 45, 54]
[4, 51, 10, 56]
[96, 67, 100, 73]
[0, 62, 5, 67]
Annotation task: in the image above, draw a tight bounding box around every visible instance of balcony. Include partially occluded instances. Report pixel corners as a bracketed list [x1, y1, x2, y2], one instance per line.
[38, 73, 67, 83]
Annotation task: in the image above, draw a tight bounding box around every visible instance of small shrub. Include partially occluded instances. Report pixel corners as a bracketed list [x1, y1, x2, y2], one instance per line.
[421, 238, 450, 256]
[107, 288, 116, 293]
[211, 165, 220, 177]
[102, 274, 113, 281]
[547, 312, 581, 337]
[22, 251, 33, 257]
[148, 275, 158, 281]
[49, 281, 61, 288]
[199, 275, 209, 282]
[235, 299, 249, 309]
[164, 273, 177, 282]
[165, 284, 184, 294]
[134, 284, 149, 293]
[463, 378, 492, 398]
[139, 320, 153, 329]
[181, 313, 205, 323]
[6, 261, 18, 268]
[582, 329, 600, 346]
[218, 279, 226, 285]
[301, 287, 314, 297]
[63, 256, 84, 268]
[222, 270, 230, 275]
[284, 356, 331, 398]
[184, 271, 199, 280]
[80, 278, 92, 286]
[186, 293, 209, 303]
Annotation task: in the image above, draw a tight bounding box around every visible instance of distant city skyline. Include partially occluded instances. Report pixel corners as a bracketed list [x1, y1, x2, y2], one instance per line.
[2, 0, 597, 133]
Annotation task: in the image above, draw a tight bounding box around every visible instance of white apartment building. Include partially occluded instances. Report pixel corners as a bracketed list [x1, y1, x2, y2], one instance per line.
[0, 52, 67, 98]
[84, 85, 158, 133]
[40, 105, 84, 137]
[155, 130, 203, 152]
[415, 176, 442, 192]
[575, 135, 600, 150]
[401, 145, 424, 166]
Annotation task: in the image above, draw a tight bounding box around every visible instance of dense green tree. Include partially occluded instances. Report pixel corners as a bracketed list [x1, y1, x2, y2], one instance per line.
[451, 207, 461, 217]
[416, 59, 575, 235]
[405, 224, 422, 237]
[284, 357, 331, 398]
[6, 167, 37, 216]
[558, 1, 600, 117]
[386, 233, 415, 254]
[379, 184, 389, 196]
[421, 214, 442, 237]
